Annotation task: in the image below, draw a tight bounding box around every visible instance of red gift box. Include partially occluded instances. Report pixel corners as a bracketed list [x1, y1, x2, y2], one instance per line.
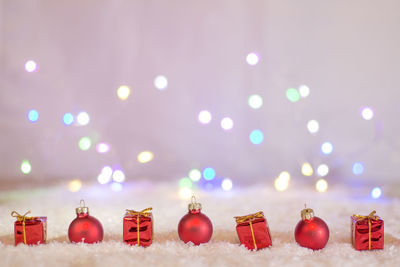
[234, 211, 272, 250]
[123, 207, 153, 247]
[11, 211, 47, 246]
[351, 210, 384, 251]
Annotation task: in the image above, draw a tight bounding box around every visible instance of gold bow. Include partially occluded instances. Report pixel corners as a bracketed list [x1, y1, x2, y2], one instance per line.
[234, 211, 264, 250]
[353, 210, 380, 250]
[11, 211, 33, 245]
[126, 208, 152, 246]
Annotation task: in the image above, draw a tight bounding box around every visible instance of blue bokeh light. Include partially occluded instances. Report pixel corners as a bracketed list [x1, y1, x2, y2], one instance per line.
[110, 182, 123, 191]
[321, 142, 333, 155]
[203, 167, 216, 181]
[63, 113, 74, 125]
[249, 130, 264, 145]
[371, 187, 382, 199]
[352, 162, 364, 175]
[27, 109, 39, 122]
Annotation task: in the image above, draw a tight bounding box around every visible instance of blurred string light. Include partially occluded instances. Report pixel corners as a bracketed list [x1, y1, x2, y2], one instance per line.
[371, 187, 382, 199]
[248, 94, 263, 109]
[249, 130, 264, 145]
[361, 107, 374, 120]
[68, 179, 82, 192]
[117, 85, 131, 100]
[203, 167, 216, 181]
[96, 143, 110, 154]
[27, 109, 39, 122]
[286, 88, 300, 102]
[301, 162, 314, 176]
[317, 164, 329, 177]
[316, 179, 328, 192]
[20, 160, 32, 174]
[25, 60, 37, 72]
[246, 52, 259, 65]
[154, 75, 168, 90]
[298, 85, 310, 98]
[189, 169, 201, 182]
[307, 120, 319, 134]
[77, 111, 90, 126]
[112, 170, 126, 183]
[220, 117, 234, 131]
[198, 110, 212, 124]
[179, 177, 192, 188]
[352, 162, 364, 175]
[137, 151, 154, 163]
[221, 178, 233, 191]
[274, 171, 290, 191]
[179, 187, 192, 199]
[97, 166, 113, 184]
[321, 142, 333, 155]
[78, 137, 92, 151]
[63, 113, 74, 125]
[110, 182, 123, 192]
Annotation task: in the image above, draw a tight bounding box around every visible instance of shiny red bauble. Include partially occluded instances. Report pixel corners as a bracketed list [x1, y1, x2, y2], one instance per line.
[294, 207, 329, 250]
[68, 200, 104, 244]
[178, 197, 213, 245]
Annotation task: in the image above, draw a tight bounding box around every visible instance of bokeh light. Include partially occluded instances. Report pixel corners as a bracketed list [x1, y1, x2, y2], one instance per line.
[63, 113, 74, 125]
[25, 60, 37, 72]
[154, 75, 168, 90]
[179, 177, 192, 188]
[110, 182, 123, 192]
[298, 85, 310, 98]
[97, 166, 113, 184]
[137, 151, 154, 163]
[96, 143, 110, 154]
[249, 130, 264, 145]
[112, 170, 126, 183]
[78, 137, 92, 151]
[371, 187, 382, 199]
[20, 160, 32, 174]
[179, 187, 192, 199]
[301, 162, 314, 176]
[248, 94, 263, 109]
[286, 88, 300, 102]
[317, 164, 329, 177]
[274, 171, 291, 191]
[307, 120, 319, 134]
[246, 53, 259, 65]
[68, 179, 82, 192]
[189, 169, 201, 182]
[220, 117, 234, 131]
[203, 167, 216, 181]
[221, 178, 233, 191]
[352, 162, 364, 175]
[117, 85, 131, 100]
[321, 142, 333, 155]
[316, 179, 328, 192]
[198, 110, 212, 124]
[27, 109, 39, 123]
[361, 107, 374, 120]
[77, 111, 90, 126]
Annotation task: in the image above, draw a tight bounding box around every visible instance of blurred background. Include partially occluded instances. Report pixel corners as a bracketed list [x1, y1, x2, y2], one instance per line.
[1, 0, 400, 198]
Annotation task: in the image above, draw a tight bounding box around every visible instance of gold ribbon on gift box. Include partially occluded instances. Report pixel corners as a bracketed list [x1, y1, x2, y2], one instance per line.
[234, 211, 264, 250]
[11, 211, 33, 245]
[353, 210, 380, 250]
[126, 207, 152, 246]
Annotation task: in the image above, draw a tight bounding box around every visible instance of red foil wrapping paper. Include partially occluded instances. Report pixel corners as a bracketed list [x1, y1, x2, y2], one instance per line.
[123, 208, 153, 247]
[12, 211, 47, 246]
[235, 211, 272, 250]
[351, 211, 384, 251]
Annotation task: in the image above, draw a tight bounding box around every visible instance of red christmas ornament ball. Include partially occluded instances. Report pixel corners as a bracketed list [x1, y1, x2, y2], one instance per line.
[294, 207, 329, 250]
[178, 197, 213, 245]
[68, 200, 104, 244]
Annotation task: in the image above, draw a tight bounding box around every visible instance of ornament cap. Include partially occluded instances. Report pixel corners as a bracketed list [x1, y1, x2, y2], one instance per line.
[301, 204, 314, 220]
[188, 196, 202, 212]
[76, 199, 89, 214]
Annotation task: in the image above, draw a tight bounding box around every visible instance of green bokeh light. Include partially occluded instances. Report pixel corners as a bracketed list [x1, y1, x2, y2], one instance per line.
[188, 169, 201, 181]
[286, 88, 300, 102]
[179, 177, 193, 188]
[248, 94, 263, 109]
[78, 137, 92, 151]
[21, 160, 32, 174]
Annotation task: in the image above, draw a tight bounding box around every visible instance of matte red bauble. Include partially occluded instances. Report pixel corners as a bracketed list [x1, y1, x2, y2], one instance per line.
[68, 200, 104, 244]
[178, 196, 213, 245]
[294, 206, 329, 250]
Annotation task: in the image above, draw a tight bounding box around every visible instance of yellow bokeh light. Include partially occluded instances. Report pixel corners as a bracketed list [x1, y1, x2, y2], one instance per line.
[137, 151, 154, 163]
[274, 171, 291, 192]
[117, 85, 131, 100]
[68, 179, 82, 192]
[179, 187, 192, 199]
[278, 171, 291, 181]
[316, 179, 328, 192]
[301, 162, 314, 176]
